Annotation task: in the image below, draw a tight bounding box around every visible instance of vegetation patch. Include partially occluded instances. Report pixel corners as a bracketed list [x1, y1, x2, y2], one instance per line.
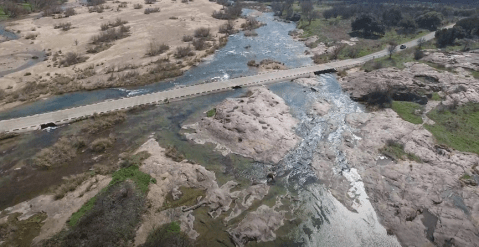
[161, 186, 206, 211]
[110, 162, 153, 194]
[0, 212, 47, 247]
[431, 92, 442, 101]
[425, 103, 479, 155]
[206, 108, 216, 117]
[391, 101, 424, 124]
[380, 140, 422, 163]
[140, 221, 192, 247]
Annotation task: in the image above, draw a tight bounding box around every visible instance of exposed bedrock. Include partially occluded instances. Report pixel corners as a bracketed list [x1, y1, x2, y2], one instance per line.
[340, 62, 479, 107]
[340, 109, 479, 247]
[184, 86, 300, 164]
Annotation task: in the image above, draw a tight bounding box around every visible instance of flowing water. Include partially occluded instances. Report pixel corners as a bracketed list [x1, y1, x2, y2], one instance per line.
[0, 10, 401, 246]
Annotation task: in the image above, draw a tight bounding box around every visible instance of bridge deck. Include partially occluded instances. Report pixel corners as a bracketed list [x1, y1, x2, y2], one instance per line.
[0, 27, 447, 133]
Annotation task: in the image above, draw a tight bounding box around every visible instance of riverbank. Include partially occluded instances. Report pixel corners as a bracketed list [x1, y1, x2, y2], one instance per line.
[0, 0, 238, 112]
[336, 50, 479, 246]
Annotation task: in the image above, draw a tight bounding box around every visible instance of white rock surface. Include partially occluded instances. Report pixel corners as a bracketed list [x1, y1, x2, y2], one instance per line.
[184, 87, 300, 164]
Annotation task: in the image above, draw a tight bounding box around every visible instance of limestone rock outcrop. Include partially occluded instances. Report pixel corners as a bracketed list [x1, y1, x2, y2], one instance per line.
[184, 87, 300, 164]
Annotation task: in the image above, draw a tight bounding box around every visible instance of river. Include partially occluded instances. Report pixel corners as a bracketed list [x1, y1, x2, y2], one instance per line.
[0, 10, 400, 246]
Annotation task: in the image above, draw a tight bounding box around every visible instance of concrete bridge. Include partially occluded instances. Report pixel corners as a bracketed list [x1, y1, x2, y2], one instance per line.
[0, 29, 443, 133]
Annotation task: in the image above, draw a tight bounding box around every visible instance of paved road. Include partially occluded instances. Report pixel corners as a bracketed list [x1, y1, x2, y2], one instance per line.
[0, 27, 449, 133]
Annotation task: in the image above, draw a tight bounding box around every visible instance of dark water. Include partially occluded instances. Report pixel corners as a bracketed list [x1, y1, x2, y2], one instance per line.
[0, 10, 310, 120]
[0, 25, 18, 40]
[0, 10, 401, 246]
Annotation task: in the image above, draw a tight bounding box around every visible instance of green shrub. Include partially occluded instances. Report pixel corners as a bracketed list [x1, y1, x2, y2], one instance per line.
[206, 108, 216, 117]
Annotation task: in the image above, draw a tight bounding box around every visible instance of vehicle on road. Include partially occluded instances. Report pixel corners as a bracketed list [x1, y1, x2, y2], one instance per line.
[400, 45, 407, 49]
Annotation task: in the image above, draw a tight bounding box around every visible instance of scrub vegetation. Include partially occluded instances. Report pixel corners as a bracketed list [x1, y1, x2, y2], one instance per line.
[380, 140, 422, 163]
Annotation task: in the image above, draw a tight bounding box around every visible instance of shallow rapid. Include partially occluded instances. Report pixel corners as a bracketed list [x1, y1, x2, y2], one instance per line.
[1, 10, 401, 246]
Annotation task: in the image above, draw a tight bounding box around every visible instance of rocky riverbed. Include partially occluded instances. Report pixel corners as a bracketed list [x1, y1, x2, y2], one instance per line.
[184, 86, 300, 164]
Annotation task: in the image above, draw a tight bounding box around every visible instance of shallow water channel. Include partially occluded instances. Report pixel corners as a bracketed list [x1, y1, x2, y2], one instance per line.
[0, 10, 400, 246]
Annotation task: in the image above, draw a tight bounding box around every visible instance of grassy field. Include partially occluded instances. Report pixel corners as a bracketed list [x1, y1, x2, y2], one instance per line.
[425, 103, 479, 155]
[391, 101, 424, 124]
[361, 47, 416, 71]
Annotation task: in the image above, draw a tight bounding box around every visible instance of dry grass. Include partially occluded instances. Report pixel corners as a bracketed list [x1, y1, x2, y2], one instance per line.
[91, 25, 130, 44]
[146, 42, 169, 56]
[34, 137, 85, 170]
[53, 173, 92, 200]
[90, 138, 113, 153]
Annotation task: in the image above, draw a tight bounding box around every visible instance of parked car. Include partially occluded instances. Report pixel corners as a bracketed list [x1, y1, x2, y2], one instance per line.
[400, 44, 407, 49]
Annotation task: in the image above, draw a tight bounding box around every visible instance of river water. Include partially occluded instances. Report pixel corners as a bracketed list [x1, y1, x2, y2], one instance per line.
[0, 10, 400, 246]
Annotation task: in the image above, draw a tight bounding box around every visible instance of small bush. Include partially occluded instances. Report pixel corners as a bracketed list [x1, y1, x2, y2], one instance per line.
[206, 108, 216, 117]
[118, 2, 128, 8]
[247, 60, 258, 67]
[175, 46, 194, 58]
[146, 42, 169, 56]
[134, 3, 143, 9]
[25, 33, 37, 40]
[54, 22, 72, 31]
[145, 0, 156, 3]
[414, 49, 425, 60]
[182, 35, 193, 42]
[219, 21, 235, 34]
[90, 138, 112, 153]
[64, 8, 76, 17]
[192, 38, 207, 50]
[60, 52, 88, 67]
[194, 27, 210, 38]
[100, 23, 109, 31]
[144, 7, 160, 14]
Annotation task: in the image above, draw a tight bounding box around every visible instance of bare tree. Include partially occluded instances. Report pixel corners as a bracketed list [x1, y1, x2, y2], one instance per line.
[417, 37, 426, 49]
[387, 41, 397, 59]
